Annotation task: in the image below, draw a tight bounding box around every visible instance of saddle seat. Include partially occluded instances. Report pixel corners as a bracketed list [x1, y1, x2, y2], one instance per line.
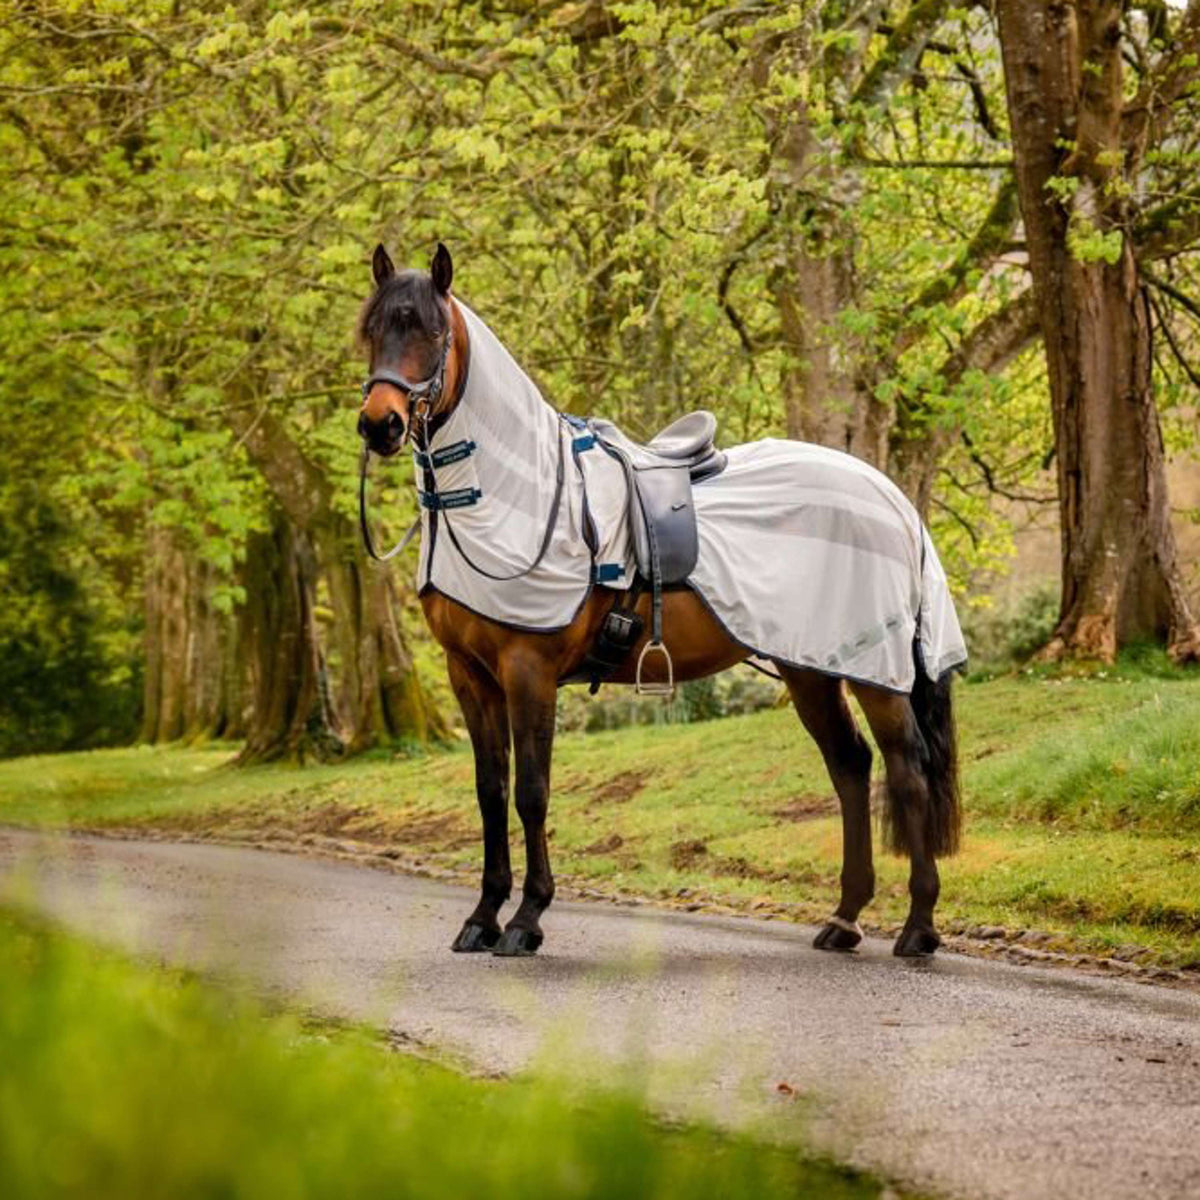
[588, 411, 726, 483]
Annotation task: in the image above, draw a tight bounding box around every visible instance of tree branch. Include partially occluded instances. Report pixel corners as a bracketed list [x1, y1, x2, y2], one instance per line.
[1148, 289, 1200, 391]
[889, 175, 1021, 360]
[1144, 268, 1200, 324]
[851, 0, 951, 109]
[856, 156, 1013, 169]
[1121, 0, 1200, 169]
[310, 18, 501, 81]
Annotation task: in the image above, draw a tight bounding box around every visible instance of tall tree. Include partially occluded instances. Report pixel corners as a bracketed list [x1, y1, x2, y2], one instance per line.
[996, 0, 1200, 661]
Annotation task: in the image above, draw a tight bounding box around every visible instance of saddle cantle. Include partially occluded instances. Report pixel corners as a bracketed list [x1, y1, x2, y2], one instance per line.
[584, 410, 727, 696]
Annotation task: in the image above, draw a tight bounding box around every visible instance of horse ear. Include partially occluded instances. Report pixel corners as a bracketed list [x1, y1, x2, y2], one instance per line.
[431, 242, 453, 296]
[372, 244, 395, 288]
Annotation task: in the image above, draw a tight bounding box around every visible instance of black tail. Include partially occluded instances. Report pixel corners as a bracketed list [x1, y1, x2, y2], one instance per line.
[883, 644, 962, 858]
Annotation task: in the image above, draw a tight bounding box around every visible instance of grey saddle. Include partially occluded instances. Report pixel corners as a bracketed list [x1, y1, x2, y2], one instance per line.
[589, 411, 726, 481]
[588, 411, 727, 695]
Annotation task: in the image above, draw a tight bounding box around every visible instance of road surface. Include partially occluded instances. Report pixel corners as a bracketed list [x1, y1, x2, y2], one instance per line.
[2, 827, 1198, 1200]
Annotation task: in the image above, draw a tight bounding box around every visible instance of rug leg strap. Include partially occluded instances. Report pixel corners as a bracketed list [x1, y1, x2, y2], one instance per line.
[827, 915, 864, 939]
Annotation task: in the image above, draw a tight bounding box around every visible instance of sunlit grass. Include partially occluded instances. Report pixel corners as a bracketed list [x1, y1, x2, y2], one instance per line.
[0, 909, 881, 1200]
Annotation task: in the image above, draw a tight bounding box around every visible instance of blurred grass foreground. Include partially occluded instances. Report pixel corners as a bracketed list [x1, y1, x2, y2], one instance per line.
[0, 909, 880, 1200]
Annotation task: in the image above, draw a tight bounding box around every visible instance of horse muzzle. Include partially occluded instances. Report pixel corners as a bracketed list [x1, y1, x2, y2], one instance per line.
[358, 409, 407, 458]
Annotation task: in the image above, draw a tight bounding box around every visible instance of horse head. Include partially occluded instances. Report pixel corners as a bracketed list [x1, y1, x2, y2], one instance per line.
[357, 242, 466, 457]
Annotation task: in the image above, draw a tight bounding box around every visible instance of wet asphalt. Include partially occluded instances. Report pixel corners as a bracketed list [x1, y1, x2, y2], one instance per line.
[2, 827, 1199, 1200]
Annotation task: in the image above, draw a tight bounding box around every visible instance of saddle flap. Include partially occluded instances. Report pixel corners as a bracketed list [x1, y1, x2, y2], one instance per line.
[629, 464, 699, 585]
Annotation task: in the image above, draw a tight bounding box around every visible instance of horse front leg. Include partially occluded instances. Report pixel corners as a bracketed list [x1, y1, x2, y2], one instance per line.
[447, 654, 512, 953]
[493, 653, 558, 957]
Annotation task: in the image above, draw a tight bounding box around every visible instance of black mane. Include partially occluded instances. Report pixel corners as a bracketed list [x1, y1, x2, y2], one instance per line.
[357, 269, 447, 349]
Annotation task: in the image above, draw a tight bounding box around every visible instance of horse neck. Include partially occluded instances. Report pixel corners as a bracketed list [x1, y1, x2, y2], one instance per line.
[445, 301, 557, 443]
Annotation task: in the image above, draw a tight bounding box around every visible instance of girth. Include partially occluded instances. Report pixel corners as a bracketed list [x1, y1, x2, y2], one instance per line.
[559, 577, 646, 694]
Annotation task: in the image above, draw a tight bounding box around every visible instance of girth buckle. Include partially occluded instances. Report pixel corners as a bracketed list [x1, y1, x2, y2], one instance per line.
[635, 639, 675, 698]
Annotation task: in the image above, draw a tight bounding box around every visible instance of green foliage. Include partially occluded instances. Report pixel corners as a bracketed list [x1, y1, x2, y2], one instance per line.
[960, 581, 1060, 671]
[1067, 218, 1124, 266]
[0, 910, 880, 1200]
[0, 487, 139, 757]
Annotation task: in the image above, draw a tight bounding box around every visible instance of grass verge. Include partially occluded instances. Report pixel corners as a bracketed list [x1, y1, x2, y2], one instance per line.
[0, 907, 882, 1200]
[1, 672, 1199, 970]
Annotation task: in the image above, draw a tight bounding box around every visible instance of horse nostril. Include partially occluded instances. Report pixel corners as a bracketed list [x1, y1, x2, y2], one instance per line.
[386, 411, 405, 440]
[357, 411, 369, 440]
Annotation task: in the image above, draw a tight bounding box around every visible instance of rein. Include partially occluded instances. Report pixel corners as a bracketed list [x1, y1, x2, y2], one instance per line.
[359, 447, 422, 562]
[358, 323, 566, 581]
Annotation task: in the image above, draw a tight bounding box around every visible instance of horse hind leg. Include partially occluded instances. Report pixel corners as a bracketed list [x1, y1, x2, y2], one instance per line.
[850, 680, 960, 958]
[779, 668, 874, 952]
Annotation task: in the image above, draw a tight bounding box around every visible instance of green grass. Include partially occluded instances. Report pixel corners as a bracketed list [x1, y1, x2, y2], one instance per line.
[2, 672, 1200, 967]
[0, 908, 881, 1200]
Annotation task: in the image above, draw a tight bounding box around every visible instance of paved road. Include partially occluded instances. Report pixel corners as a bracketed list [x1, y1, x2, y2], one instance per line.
[2, 828, 1199, 1200]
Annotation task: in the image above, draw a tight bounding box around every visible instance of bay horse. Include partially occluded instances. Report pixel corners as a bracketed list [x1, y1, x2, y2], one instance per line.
[356, 243, 962, 959]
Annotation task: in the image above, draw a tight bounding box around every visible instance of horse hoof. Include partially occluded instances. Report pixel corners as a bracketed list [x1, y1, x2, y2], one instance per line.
[893, 925, 940, 958]
[451, 921, 500, 953]
[813, 919, 863, 952]
[492, 927, 543, 957]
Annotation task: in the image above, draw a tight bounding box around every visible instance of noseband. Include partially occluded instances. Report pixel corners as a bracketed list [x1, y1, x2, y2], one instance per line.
[358, 331, 451, 562]
[359, 328, 453, 428]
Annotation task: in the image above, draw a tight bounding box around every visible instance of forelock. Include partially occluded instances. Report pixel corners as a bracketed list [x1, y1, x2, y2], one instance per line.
[357, 269, 446, 349]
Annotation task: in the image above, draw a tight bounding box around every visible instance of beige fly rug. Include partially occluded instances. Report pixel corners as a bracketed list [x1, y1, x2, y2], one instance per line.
[413, 303, 966, 692]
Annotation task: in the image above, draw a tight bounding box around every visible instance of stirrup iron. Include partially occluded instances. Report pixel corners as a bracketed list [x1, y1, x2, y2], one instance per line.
[635, 639, 674, 698]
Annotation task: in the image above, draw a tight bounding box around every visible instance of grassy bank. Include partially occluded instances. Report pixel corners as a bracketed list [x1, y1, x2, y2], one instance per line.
[0, 908, 881, 1200]
[2, 671, 1200, 969]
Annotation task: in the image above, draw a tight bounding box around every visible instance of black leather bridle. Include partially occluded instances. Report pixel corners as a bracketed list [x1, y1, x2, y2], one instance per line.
[358, 329, 452, 430]
[358, 331, 451, 562]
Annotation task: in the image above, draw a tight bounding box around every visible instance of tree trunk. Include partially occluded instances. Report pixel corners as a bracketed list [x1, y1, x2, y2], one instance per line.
[319, 536, 442, 753]
[755, 34, 891, 466]
[996, 0, 1200, 662]
[141, 525, 240, 742]
[227, 402, 444, 749]
[771, 235, 879, 458]
[236, 511, 342, 765]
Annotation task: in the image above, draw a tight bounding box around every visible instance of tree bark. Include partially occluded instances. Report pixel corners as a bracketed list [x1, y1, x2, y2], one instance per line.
[236, 511, 341, 765]
[227, 402, 444, 749]
[996, 0, 1200, 662]
[141, 525, 241, 743]
[771, 220, 882, 459]
[756, 34, 886, 464]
